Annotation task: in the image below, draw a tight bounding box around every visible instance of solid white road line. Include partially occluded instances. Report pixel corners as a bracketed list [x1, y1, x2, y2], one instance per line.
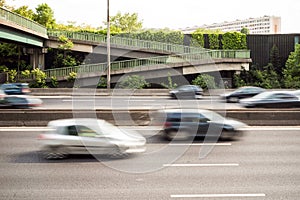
[171, 193, 266, 198]
[242, 126, 300, 131]
[168, 143, 232, 146]
[163, 163, 239, 167]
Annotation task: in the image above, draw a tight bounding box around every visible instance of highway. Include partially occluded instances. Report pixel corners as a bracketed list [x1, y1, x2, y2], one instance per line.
[36, 96, 243, 110]
[0, 127, 299, 199]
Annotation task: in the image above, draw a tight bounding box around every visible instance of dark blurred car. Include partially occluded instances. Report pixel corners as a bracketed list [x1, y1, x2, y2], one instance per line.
[38, 118, 146, 159]
[169, 85, 203, 99]
[240, 91, 300, 108]
[220, 86, 265, 103]
[4, 95, 42, 108]
[161, 109, 247, 141]
[0, 83, 31, 95]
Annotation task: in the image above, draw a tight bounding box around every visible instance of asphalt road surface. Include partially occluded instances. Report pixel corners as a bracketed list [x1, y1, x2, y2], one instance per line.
[36, 96, 243, 110]
[0, 126, 299, 199]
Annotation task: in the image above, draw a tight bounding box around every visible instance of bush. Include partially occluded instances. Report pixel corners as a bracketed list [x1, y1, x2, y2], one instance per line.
[30, 68, 47, 88]
[119, 75, 149, 89]
[192, 74, 216, 90]
[50, 76, 59, 88]
[67, 71, 77, 82]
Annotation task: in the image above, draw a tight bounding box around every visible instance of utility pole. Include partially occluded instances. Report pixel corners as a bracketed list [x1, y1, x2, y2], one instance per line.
[106, 0, 111, 90]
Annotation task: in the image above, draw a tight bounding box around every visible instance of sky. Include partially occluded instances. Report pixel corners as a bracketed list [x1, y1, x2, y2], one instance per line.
[6, 0, 300, 33]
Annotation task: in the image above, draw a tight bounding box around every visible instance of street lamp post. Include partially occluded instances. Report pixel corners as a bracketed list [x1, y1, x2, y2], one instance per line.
[106, 0, 111, 90]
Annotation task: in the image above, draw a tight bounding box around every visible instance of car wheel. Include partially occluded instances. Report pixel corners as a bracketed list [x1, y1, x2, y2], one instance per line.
[110, 147, 128, 158]
[195, 94, 203, 99]
[42, 146, 68, 160]
[228, 97, 239, 103]
[165, 130, 190, 141]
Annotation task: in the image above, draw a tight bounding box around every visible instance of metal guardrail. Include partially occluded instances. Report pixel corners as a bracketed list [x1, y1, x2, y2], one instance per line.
[47, 30, 207, 54]
[43, 49, 251, 78]
[0, 7, 47, 36]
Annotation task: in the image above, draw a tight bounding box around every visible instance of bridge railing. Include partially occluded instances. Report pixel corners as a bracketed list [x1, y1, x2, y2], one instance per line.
[0, 7, 47, 36]
[43, 49, 250, 78]
[47, 30, 206, 54]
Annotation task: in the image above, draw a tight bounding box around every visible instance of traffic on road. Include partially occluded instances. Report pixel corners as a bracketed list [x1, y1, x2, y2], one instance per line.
[0, 126, 299, 199]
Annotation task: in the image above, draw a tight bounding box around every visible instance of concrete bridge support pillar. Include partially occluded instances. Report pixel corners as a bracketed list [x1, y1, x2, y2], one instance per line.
[28, 48, 47, 70]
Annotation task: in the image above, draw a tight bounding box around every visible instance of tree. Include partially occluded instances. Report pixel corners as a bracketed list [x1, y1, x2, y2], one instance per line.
[105, 12, 143, 33]
[283, 44, 300, 88]
[269, 44, 282, 77]
[13, 6, 35, 20]
[33, 3, 56, 29]
[240, 27, 250, 35]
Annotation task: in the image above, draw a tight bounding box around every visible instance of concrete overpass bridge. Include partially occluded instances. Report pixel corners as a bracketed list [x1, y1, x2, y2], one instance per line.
[41, 49, 250, 87]
[0, 7, 251, 86]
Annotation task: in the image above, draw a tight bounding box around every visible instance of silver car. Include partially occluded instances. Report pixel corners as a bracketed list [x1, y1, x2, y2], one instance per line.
[38, 118, 146, 159]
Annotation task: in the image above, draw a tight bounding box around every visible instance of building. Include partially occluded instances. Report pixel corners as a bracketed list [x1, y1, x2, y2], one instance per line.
[181, 16, 281, 34]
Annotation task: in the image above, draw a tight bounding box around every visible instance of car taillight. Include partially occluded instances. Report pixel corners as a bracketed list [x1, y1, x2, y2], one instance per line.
[164, 122, 171, 128]
[38, 134, 50, 140]
[22, 88, 30, 93]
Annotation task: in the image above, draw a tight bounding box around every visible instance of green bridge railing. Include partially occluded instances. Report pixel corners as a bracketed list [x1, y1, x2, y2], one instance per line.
[47, 30, 207, 54]
[0, 7, 47, 37]
[43, 49, 250, 78]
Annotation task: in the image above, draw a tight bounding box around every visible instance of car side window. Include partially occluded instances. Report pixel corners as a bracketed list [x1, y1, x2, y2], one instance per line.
[76, 125, 98, 137]
[198, 114, 209, 123]
[67, 126, 78, 136]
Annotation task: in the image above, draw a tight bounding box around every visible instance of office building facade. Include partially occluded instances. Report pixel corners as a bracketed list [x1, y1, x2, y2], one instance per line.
[181, 16, 281, 34]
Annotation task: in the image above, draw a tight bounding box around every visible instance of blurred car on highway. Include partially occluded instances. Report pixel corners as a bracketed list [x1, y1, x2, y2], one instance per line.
[5, 95, 43, 108]
[38, 118, 146, 159]
[169, 85, 203, 99]
[161, 109, 247, 141]
[0, 83, 31, 95]
[220, 86, 265, 103]
[0, 87, 42, 108]
[0, 89, 7, 105]
[290, 89, 300, 98]
[240, 91, 300, 108]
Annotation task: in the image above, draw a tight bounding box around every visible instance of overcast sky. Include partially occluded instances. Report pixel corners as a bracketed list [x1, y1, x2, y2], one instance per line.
[6, 0, 300, 33]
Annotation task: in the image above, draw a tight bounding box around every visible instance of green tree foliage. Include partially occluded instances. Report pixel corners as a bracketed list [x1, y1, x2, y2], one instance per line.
[105, 12, 143, 33]
[234, 64, 281, 89]
[118, 30, 184, 45]
[30, 68, 47, 88]
[221, 32, 247, 49]
[240, 27, 250, 35]
[192, 74, 216, 90]
[52, 35, 77, 68]
[97, 77, 107, 88]
[66, 72, 77, 82]
[208, 34, 219, 49]
[119, 75, 149, 89]
[33, 3, 56, 29]
[269, 44, 282, 76]
[8, 69, 17, 82]
[13, 6, 34, 20]
[58, 35, 74, 50]
[283, 44, 300, 88]
[190, 29, 204, 47]
[161, 73, 177, 89]
[50, 76, 58, 88]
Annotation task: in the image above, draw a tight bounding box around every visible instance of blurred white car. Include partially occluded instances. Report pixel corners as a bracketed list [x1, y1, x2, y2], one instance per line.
[38, 118, 146, 159]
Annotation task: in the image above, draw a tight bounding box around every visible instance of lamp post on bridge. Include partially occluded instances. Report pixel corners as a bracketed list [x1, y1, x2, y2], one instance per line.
[106, 0, 111, 90]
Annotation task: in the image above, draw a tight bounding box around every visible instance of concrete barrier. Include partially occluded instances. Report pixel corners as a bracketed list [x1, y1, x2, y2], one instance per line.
[30, 88, 171, 96]
[0, 109, 299, 127]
